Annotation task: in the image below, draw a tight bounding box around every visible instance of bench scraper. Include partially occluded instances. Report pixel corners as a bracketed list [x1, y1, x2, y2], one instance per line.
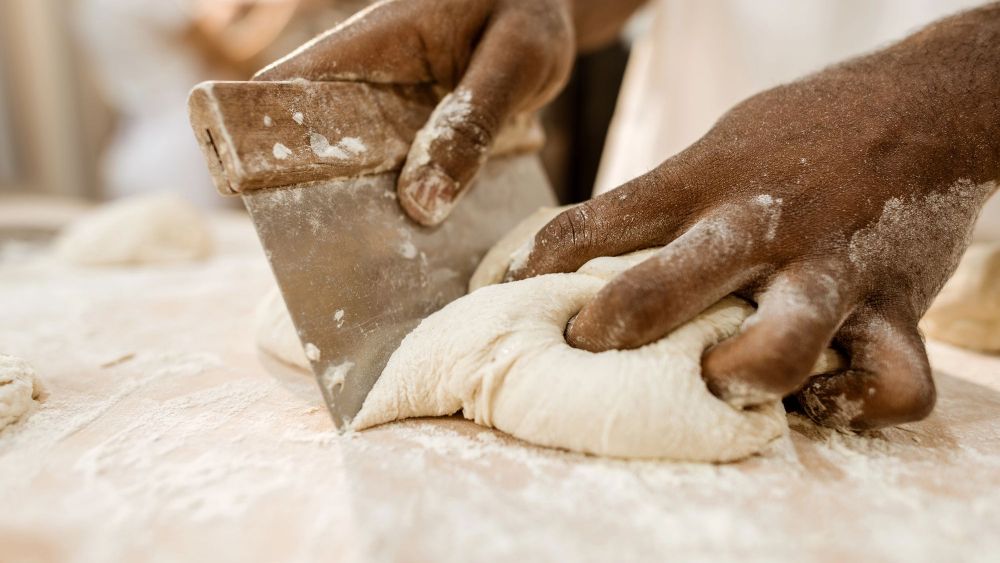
[188, 80, 555, 429]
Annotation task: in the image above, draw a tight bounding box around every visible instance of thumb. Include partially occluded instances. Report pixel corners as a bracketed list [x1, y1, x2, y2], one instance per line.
[397, 9, 573, 225]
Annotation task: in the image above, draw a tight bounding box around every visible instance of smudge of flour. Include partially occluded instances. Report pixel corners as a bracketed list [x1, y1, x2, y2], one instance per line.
[272, 143, 292, 160]
[309, 134, 367, 160]
[320, 361, 354, 395]
[304, 343, 321, 362]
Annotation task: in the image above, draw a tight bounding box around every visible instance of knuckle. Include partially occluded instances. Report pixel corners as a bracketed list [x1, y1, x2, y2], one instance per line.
[743, 326, 825, 394]
[539, 204, 597, 253]
[869, 368, 936, 423]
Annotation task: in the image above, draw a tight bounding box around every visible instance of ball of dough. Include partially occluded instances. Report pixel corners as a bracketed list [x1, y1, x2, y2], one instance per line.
[55, 194, 213, 265]
[921, 242, 1000, 352]
[353, 208, 840, 462]
[255, 287, 310, 370]
[0, 354, 41, 430]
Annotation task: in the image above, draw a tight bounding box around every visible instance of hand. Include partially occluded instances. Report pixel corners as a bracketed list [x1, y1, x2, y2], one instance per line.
[253, 0, 576, 225]
[509, 5, 1000, 430]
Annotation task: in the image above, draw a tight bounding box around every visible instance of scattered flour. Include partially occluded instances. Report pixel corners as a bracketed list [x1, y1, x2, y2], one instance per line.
[272, 143, 292, 160]
[0, 354, 41, 430]
[309, 133, 367, 160]
[1, 212, 998, 561]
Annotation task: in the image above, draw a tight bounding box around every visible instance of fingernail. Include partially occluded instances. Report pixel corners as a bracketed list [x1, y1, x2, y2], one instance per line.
[401, 167, 459, 226]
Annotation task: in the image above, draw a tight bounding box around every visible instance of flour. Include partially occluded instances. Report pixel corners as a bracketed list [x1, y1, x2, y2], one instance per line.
[308, 133, 367, 160]
[0, 354, 41, 430]
[848, 179, 996, 306]
[272, 142, 292, 160]
[2, 211, 999, 561]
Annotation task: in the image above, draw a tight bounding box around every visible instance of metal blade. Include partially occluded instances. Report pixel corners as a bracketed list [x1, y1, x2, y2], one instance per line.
[243, 154, 555, 428]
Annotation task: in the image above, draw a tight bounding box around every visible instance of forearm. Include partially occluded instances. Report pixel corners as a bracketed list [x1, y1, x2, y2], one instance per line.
[568, 0, 648, 52]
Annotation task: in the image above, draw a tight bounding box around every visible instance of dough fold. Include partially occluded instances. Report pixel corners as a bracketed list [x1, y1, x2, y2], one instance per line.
[55, 194, 212, 265]
[353, 207, 838, 461]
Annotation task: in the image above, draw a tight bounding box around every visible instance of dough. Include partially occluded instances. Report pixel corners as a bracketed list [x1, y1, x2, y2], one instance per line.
[55, 194, 213, 265]
[921, 241, 1000, 352]
[255, 287, 310, 370]
[0, 354, 41, 430]
[353, 208, 840, 461]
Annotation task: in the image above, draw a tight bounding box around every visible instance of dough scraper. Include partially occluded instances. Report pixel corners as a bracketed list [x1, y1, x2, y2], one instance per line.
[188, 80, 555, 429]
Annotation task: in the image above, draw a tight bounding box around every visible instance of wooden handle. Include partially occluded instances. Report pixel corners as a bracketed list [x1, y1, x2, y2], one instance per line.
[187, 81, 544, 195]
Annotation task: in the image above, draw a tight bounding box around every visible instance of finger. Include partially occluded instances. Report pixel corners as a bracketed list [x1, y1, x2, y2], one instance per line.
[795, 312, 936, 431]
[506, 166, 702, 281]
[397, 7, 574, 225]
[253, 0, 490, 83]
[566, 209, 768, 352]
[702, 265, 850, 407]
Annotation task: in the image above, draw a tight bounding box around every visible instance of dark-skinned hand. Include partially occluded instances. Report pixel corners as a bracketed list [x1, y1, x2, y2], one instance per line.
[509, 4, 1000, 430]
[254, 0, 646, 225]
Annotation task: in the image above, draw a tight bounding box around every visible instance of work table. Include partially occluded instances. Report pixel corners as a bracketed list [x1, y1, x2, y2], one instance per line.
[1, 198, 998, 562]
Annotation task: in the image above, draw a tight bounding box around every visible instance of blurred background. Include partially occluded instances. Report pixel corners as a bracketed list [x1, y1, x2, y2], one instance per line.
[0, 0, 630, 210]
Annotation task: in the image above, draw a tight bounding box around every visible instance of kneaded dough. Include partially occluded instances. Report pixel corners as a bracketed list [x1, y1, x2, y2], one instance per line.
[255, 287, 310, 370]
[0, 354, 41, 430]
[55, 194, 212, 265]
[921, 241, 1000, 352]
[353, 208, 839, 462]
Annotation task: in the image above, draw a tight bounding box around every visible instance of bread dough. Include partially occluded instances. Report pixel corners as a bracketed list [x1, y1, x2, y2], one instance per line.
[55, 194, 213, 265]
[0, 354, 41, 430]
[921, 242, 1000, 352]
[353, 208, 840, 461]
[255, 287, 310, 370]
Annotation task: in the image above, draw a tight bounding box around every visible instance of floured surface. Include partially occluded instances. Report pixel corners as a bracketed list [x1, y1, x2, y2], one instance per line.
[1, 198, 999, 562]
[0, 354, 41, 429]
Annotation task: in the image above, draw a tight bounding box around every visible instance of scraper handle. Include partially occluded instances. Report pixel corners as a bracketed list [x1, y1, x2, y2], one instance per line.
[188, 81, 543, 195]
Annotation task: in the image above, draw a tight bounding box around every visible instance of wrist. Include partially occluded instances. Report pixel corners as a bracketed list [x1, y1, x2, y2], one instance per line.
[876, 5, 1000, 182]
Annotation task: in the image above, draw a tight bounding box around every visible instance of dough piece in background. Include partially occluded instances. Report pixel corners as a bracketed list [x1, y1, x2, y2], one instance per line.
[255, 287, 310, 371]
[0, 354, 42, 430]
[354, 209, 840, 462]
[54, 194, 213, 265]
[921, 242, 1000, 353]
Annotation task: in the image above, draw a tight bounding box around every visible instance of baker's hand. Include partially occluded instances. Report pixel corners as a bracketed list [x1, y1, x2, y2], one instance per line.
[509, 5, 1000, 430]
[253, 0, 578, 225]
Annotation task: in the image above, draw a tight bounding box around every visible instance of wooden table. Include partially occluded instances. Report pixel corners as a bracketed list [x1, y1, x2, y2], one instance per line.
[1, 199, 998, 563]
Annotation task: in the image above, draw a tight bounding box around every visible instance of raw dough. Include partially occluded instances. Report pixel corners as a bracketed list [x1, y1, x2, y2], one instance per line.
[55, 194, 212, 265]
[255, 287, 310, 370]
[353, 208, 839, 461]
[0, 354, 41, 430]
[921, 241, 1000, 352]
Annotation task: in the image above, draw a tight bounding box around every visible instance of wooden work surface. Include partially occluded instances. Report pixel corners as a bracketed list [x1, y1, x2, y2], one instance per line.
[0, 199, 998, 563]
